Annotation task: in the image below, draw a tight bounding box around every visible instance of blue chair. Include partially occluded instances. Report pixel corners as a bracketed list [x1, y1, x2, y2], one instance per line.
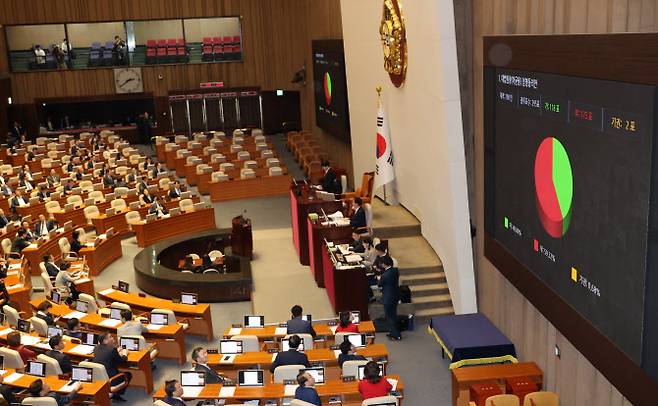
[91, 42, 101, 49]
[105, 41, 114, 49]
[89, 50, 100, 66]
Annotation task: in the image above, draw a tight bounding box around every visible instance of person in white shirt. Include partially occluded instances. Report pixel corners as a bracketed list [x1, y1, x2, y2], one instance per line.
[60, 39, 72, 53]
[34, 45, 46, 65]
[117, 310, 147, 337]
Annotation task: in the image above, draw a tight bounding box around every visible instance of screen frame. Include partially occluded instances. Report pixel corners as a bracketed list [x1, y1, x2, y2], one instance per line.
[219, 339, 243, 355]
[26, 361, 46, 377]
[180, 371, 206, 387]
[71, 366, 94, 383]
[482, 33, 658, 405]
[237, 369, 264, 387]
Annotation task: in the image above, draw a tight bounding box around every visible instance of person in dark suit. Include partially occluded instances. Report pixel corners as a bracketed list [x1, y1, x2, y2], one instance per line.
[92, 333, 132, 402]
[73, 168, 83, 181]
[0, 183, 12, 197]
[337, 338, 367, 367]
[141, 189, 154, 204]
[63, 179, 75, 194]
[9, 122, 24, 148]
[151, 162, 166, 178]
[270, 334, 311, 373]
[70, 230, 83, 254]
[349, 232, 365, 253]
[44, 254, 61, 278]
[35, 300, 57, 326]
[0, 209, 10, 228]
[11, 230, 30, 253]
[350, 197, 367, 230]
[378, 256, 401, 340]
[35, 185, 49, 201]
[102, 172, 115, 188]
[136, 178, 149, 193]
[148, 197, 168, 218]
[28, 379, 79, 406]
[168, 181, 183, 199]
[286, 305, 316, 338]
[66, 318, 82, 340]
[46, 169, 61, 187]
[35, 214, 54, 237]
[162, 379, 186, 406]
[191, 347, 228, 384]
[21, 221, 35, 242]
[45, 335, 72, 374]
[10, 190, 27, 214]
[319, 160, 341, 194]
[294, 371, 322, 406]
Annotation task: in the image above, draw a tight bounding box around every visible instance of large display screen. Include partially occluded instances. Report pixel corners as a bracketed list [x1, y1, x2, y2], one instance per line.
[312, 40, 350, 141]
[485, 68, 656, 363]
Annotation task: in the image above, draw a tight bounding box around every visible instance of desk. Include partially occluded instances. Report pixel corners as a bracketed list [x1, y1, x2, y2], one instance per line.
[97, 288, 214, 341]
[209, 175, 292, 202]
[22, 227, 75, 275]
[322, 244, 369, 319]
[5, 259, 32, 316]
[53, 207, 88, 227]
[451, 362, 543, 406]
[132, 207, 215, 247]
[290, 187, 344, 265]
[1, 369, 110, 406]
[222, 321, 376, 341]
[78, 232, 123, 276]
[308, 218, 352, 287]
[153, 375, 404, 403]
[30, 300, 187, 365]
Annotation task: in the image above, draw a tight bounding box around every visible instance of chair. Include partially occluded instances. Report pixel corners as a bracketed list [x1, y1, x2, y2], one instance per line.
[45, 201, 61, 214]
[125, 212, 142, 230]
[66, 195, 83, 207]
[37, 354, 63, 376]
[208, 250, 224, 261]
[22, 398, 58, 406]
[230, 144, 243, 153]
[79, 180, 94, 193]
[3, 305, 25, 328]
[119, 335, 159, 360]
[269, 167, 283, 176]
[342, 360, 369, 378]
[179, 199, 194, 213]
[290, 401, 316, 406]
[0, 347, 24, 370]
[273, 365, 304, 383]
[266, 158, 280, 168]
[79, 361, 130, 396]
[523, 392, 558, 406]
[1, 238, 14, 256]
[362, 396, 399, 406]
[114, 186, 129, 197]
[58, 238, 78, 261]
[244, 160, 258, 169]
[284, 333, 314, 350]
[354, 203, 373, 237]
[219, 163, 235, 172]
[343, 172, 375, 204]
[240, 169, 256, 179]
[485, 394, 521, 406]
[211, 171, 228, 182]
[41, 271, 69, 300]
[88, 190, 105, 203]
[83, 205, 100, 223]
[30, 316, 49, 336]
[111, 198, 127, 211]
[237, 151, 251, 161]
[230, 335, 260, 353]
[203, 268, 220, 275]
[78, 293, 99, 314]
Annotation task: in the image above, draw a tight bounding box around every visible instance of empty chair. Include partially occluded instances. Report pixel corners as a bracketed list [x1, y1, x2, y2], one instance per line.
[266, 158, 281, 168]
[261, 150, 274, 159]
[83, 206, 100, 223]
[523, 392, 558, 406]
[230, 335, 260, 353]
[3, 305, 23, 327]
[125, 212, 142, 230]
[111, 198, 127, 211]
[176, 149, 189, 158]
[230, 144, 243, 153]
[254, 132, 265, 141]
[342, 360, 369, 378]
[273, 365, 305, 383]
[219, 162, 235, 172]
[66, 195, 83, 207]
[233, 129, 244, 137]
[118, 335, 159, 360]
[196, 164, 211, 175]
[208, 250, 224, 261]
[30, 316, 49, 336]
[269, 166, 283, 177]
[1, 238, 14, 256]
[174, 135, 188, 143]
[211, 153, 226, 164]
[256, 143, 268, 151]
[114, 186, 129, 197]
[0, 347, 24, 370]
[240, 169, 256, 179]
[362, 396, 399, 406]
[244, 160, 258, 169]
[79, 361, 130, 397]
[45, 201, 61, 214]
[88, 190, 105, 203]
[79, 180, 94, 192]
[211, 171, 228, 183]
[178, 199, 194, 213]
[158, 178, 170, 190]
[233, 136, 245, 145]
[58, 238, 77, 260]
[21, 398, 58, 406]
[237, 151, 251, 161]
[37, 354, 63, 376]
[485, 395, 520, 406]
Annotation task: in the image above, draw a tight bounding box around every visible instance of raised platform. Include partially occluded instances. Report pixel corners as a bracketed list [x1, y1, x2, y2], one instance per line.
[133, 229, 252, 302]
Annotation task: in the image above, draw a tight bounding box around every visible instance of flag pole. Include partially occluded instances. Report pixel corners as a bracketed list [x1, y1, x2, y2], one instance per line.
[376, 86, 388, 205]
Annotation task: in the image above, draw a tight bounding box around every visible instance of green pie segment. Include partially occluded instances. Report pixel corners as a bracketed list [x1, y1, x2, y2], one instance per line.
[535, 137, 573, 238]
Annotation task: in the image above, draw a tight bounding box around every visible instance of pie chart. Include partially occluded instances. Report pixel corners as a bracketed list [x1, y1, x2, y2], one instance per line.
[534, 137, 573, 238]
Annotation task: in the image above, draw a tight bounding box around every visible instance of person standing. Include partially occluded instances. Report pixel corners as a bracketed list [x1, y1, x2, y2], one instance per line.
[377, 256, 401, 340]
[33, 45, 46, 67]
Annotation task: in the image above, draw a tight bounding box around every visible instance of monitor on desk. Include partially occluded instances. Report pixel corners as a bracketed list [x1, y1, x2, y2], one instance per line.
[238, 370, 264, 387]
[350, 311, 361, 324]
[358, 362, 385, 380]
[26, 361, 46, 377]
[110, 308, 122, 320]
[117, 280, 129, 293]
[302, 314, 312, 323]
[181, 292, 197, 305]
[281, 338, 305, 352]
[51, 291, 61, 304]
[244, 315, 264, 328]
[181, 371, 205, 387]
[81, 332, 98, 346]
[71, 366, 93, 383]
[169, 208, 180, 217]
[72, 187, 82, 195]
[48, 326, 63, 338]
[17, 319, 30, 333]
[219, 340, 243, 354]
[75, 301, 89, 313]
[120, 337, 140, 351]
[301, 367, 325, 384]
[344, 333, 367, 349]
[150, 313, 168, 325]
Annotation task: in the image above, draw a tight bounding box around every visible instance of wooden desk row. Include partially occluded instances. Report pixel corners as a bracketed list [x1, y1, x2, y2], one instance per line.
[221, 321, 376, 341]
[132, 207, 216, 247]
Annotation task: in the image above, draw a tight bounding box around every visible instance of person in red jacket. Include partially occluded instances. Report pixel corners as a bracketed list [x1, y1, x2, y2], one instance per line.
[358, 361, 392, 400]
[335, 311, 359, 333]
[7, 331, 36, 365]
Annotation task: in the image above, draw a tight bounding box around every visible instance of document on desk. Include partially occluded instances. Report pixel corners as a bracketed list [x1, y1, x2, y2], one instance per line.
[63, 311, 87, 319]
[274, 327, 287, 335]
[8, 263, 21, 270]
[3, 372, 23, 383]
[284, 385, 297, 397]
[58, 381, 80, 393]
[70, 344, 95, 355]
[387, 378, 398, 391]
[219, 354, 236, 364]
[344, 254, 362, 263]
[218, 386, 236, 397]
[76, 277, 91, 284]
[182, 386, 204, 398]
[20, 335, 42, 346]
[99, 288, 115, 295]
[34, 341, 52, 350]
[228, 327, 242, 336]
[146, 324, 163, 331]
[100, 319, 122, 328]
[0, 328, 14, 336]
[337, 245, 351, 255]
[26, 244, 38, 249]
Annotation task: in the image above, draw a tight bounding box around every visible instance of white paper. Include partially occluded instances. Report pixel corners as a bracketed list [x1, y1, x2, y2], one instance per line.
[334, 350, 341, 359]
[387, 378, 398, 391]
[228, 327, 242, 336]
[3, 372, 23, 383]
[99, 288, 115, 295]
[284, 385, 297, 397]
[182, 386, 204, 398]
[6, 271, 19, 276]
[34, 341, 52, 350]
[84, 242, 94, 247]
[274, 327, 287, 335]
[344, 254, 362, 264]
[272, 353, 277, 362]
[58, 382, 80, 393]
[0, 328, 14, 336]
[20, 335, 42, 346]
[100, 319, 122, 328]
[219, 354, 236, 364]
[9, 283, 23, 289]
[70, 344, 95, 355]
[63, 311, 87, 319]
[338, 245, 350, 255]
[218, 386, 236, 398]
[75, 277, 90, 284]
[8, 264, 21, 270]
[330, 326, 338, 334]
[146, 324, 163, 331]
[26, 244, 38, 249]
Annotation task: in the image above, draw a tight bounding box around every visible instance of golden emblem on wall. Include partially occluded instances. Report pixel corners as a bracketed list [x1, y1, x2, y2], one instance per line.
[379, 0, 407, 87]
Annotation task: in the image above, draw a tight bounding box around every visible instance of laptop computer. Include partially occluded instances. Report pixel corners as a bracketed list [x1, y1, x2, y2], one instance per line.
[180, 371, 206, 397]
[281, 338, 305, 352]
[344, 333, 367, 348]
[357, 362, 386, 380]
[350, 311, 361, 324]
[51, 291, 61, 304]
[219, 340, 243, 355]
[47, 326, 63, 338]
[17, 319, 31, 333]
[181, 292, 197, 305]
[117, 280, 129, 293]
[71, 366, 94, 383]
[120, 337, 140, 351]
[150, 313, 168, 325]
[302, 314, 312, 323]
[238, 370, 264, 387]
[301, 367, 326, 384]
[81, 332, 99, 346]
[109, 308, 122, 320]
[75, 301, 89, 313]
[26, 361, 46, 377]
[244, 315, 264, 328]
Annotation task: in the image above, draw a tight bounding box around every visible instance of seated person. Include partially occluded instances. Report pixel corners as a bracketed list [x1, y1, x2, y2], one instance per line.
[91, 333, 132, 402]
[7, 331, 36, 364]
[11, 229, 30, 253]
[163, 379, 186, 406]
[350, 197, 367, 230]
[66, 318, 82, 339]
[148, 196, 168, 217]
[287, 305, 316, 338]
[117, 310, 148, 336]
[168, 181, 184, 199]
[35, 214, 55, 237]
[35, 185, 49, 201]
[28, 378, 79, 406]
[21, 221, 36, 242]
[103, 172, 116, 188]
[141, 188, 154, 204]
[54, 267, 80, 304]
[45, 335, 73, 374]
[191, 347, 228, 384]
[358, 361, 392, 400]
[182, 255, 202, 273]
[349, 232, 365, 253]
[70, 230, 83, 254]
[335, 311, 360, 334]
[46, 169, 61, 187]
[270, 334, 310, 373]
[295, 370, 321, 406]
[0, 375, 17, 405]
[359, 238, 377, 270]
[35, 300, 57, 326]
[0, 209, 10, 228]
[337, 338, 366, 368]
[10, 190, 27, 214]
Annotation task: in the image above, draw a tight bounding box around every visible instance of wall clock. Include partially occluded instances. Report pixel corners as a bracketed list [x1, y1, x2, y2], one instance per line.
[114, 67, 144, 94]
[379, 0, 407, 87]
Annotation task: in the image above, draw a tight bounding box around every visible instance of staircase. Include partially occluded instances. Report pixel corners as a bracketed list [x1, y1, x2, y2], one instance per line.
[371, 199, 454, 323]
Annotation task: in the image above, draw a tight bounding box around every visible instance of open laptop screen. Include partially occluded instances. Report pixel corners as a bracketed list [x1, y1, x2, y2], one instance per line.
[238, 370, 264, 387]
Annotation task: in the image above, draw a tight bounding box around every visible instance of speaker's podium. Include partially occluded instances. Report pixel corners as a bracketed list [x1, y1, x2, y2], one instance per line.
[231, 215, 253, 259]
[290, 182, 344, 265]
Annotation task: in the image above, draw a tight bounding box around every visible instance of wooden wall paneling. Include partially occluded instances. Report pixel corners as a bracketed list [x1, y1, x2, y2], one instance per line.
[627, 0, 643, 31]
[0, 28, 8, 73]
[541, 0, 556, 34]
[587, 0, 610, 33]
[567, 0, 588, 33]
[640, 0, 657, 31]
[553, 0, 567, 33]
[609, 0, 629, 32]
